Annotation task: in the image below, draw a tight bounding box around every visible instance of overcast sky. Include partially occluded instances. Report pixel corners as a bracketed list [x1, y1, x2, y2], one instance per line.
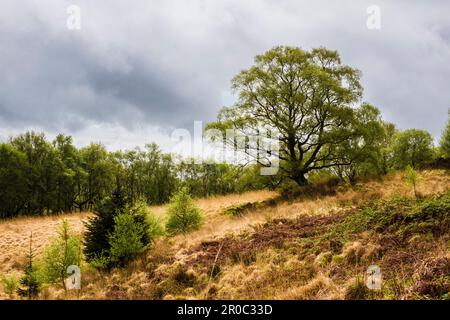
[0, 0, 449, 151]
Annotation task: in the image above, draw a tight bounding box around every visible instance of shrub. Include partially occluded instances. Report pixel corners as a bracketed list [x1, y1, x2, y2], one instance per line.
[1, 274, 18, 296]
[222, 202, 257, 217]
[41, 220, 82, 289]
[279, 176, 340, 200]
[404, 165, 421, 199]
[146, 210, 165, 239]
[345, 277, 371, 300]
[88, 254, 111, 270]
[17, 233, 41, 299]
[84, 188, 126, 263]
[108, 211, 148, 266]
[166, 187, 203, 235]
[127, 201, 160, 245]
[85, 197, 155, 268]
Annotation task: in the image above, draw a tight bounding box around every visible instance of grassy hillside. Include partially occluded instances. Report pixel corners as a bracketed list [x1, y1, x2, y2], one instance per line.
[1, 169, 449, 300]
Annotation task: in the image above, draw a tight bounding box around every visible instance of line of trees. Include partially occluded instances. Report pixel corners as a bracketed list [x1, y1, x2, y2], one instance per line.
[1, 47, 449, 219]
[0, 132, 267, 218]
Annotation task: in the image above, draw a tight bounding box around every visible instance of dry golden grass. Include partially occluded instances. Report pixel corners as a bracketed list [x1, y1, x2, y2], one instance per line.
[171, 169, 450, 250]
[0, 190, 277, 276]
[0, 169, 449, 299]
[275, 274, 343, 300]
[0, 212, 90, 274]
[153, 190, 278, 248]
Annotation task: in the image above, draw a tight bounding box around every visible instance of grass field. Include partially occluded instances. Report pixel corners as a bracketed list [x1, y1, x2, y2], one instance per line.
[1, 169, 449, 299]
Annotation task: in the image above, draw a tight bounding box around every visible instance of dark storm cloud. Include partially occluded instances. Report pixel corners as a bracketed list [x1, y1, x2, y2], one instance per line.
[0, 2, 219, 133]
[0, 0, 449, 149]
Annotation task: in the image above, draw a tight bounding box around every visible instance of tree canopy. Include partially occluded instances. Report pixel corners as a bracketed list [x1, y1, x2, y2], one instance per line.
[207, 46, 383, 185]
[0, 132, 265, 219]
[391, 129, 434, 169]
[440, 110, 450, 158]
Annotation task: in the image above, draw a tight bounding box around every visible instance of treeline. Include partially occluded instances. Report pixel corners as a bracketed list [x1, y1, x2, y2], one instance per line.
[0, 132, 265, 218]
[276, 124, 447, 188]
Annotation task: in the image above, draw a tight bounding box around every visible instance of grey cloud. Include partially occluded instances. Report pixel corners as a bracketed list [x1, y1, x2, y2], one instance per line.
[0, 0, 449, 149]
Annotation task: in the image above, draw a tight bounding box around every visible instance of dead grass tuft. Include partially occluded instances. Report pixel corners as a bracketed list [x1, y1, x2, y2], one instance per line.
[276, 274, 342, 300]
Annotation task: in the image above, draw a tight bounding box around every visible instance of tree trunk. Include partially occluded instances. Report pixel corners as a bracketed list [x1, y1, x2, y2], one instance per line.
[293, 172, 308, 186]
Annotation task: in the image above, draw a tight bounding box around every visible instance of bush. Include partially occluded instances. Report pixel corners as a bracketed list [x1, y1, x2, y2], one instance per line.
[41, 220, 82, 289]
[17, 233, 41, 299]
[345, 277, 371, 300]
[166, 187, 203, 235]
[84, 188, 126, 263]
[17, 268, 40, 300]
[404, 165, 421, 199]
[85, 195, 155, 268]
[279, 176, 340, 200]
[108, 211, 148, 266]
[146, 210, 165, 238]
[222, 202, 258, 217]
[1, 274, 18, 296]
[327, 193, 450, 242]
[126, 201, 160, 245]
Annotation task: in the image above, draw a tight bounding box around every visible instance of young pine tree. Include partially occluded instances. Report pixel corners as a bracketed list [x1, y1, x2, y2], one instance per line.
[42, 220, 82, 290]
[84, 189, 154, 268]
[83, 188, 126, 263]
[405, 165, 421, 199]
[17, 233, 41, 299]
[166, 187, 203, 235]
[108, 211, 147, 266]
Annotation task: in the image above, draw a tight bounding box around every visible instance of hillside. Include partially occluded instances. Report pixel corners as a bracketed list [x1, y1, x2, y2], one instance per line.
[0, 169, 449, 300]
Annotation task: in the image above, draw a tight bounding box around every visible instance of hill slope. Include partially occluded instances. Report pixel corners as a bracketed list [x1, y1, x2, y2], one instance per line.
[0, 170, 449, 299]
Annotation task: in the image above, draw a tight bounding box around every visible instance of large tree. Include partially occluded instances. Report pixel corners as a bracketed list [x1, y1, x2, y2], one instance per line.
[207, 46, 373, 185]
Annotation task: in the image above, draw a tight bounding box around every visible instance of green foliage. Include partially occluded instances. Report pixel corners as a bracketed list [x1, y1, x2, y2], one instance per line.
[391, 129, 434, 169]
[0, 132, 262, 219]
[166, 187, 203, 234]
[345, 277, 371, 300]
[327, 193, 450, 242]
[17, 233, 41, 299]
[178, 160, 236, 197]
[146, 211, 165, 239]
[332, 104, 386, 184]
[83, 188, 127, 263]
[1, 274, 18, 296]
[108, 212, 148, 266]
[407, 193, 450, 221]
[0, 143, 28, 218]
[112, 143, 179, 205]
[440, 110, 450, 159]
[41, 220, 82, 288]
[404, 165, 421, 198]
[207, 46, 380, 186]
[17, 269, 40, 300]
[75, 143, 115, 211]
[329, 206, 392, 241]
[222, 202, 258, 217]
[380, 122, 398, 174]
[84, 191, 153, 268]
[88, 254, 111, 270]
